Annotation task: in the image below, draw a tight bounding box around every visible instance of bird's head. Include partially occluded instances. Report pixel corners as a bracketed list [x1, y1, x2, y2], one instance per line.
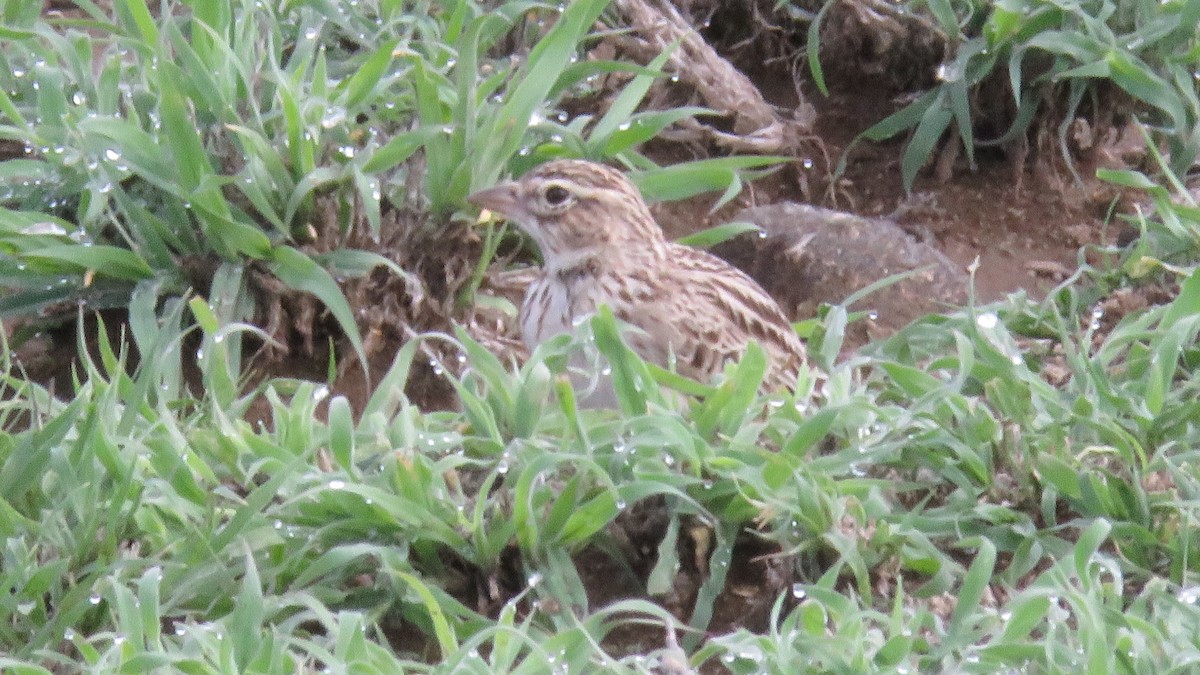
[468, 159, 665, 264]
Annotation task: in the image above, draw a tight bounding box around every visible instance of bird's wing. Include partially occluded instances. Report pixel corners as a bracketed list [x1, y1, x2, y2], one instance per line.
[618, 244, 805, 391]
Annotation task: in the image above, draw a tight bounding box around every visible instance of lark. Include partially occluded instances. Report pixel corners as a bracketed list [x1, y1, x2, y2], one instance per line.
[468, 159, 805, 398]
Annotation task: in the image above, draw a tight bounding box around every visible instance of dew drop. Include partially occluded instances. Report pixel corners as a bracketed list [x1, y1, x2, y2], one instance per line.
[22, 221, 67, 236]
[975, 312, 998, 329]
[328, 479, 346, 490]
[737, 647, 763, 663]
[321, 107, 346, 129]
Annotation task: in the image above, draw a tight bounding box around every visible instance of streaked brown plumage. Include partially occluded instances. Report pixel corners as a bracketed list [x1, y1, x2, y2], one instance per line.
[468, 159, 805, 396]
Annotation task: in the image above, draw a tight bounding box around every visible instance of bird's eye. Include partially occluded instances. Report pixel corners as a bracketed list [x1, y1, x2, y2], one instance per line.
[543, 185, 571, 206]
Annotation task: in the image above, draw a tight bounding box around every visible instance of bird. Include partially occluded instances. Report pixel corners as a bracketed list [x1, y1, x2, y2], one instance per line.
[467, 159, 805, 401]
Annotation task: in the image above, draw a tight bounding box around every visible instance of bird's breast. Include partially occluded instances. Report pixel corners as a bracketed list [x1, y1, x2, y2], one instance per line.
[519, 260, 667, 359]
[520, 273, 594, 349]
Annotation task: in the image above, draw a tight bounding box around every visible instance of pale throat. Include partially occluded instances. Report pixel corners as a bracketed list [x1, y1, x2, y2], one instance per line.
[541, 246, 605, 278]
[539, 236, 666, 280]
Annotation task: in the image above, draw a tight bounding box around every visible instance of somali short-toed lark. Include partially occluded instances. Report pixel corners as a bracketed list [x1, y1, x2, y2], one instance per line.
[468, 159, 805, 396]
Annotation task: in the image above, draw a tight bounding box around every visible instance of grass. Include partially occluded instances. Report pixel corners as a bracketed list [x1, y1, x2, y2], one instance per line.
[0, 0, 771, 344]
[3, 208, 1199, 671]
[796, 0, 1200, 191]
[2, 0, 1200, 673]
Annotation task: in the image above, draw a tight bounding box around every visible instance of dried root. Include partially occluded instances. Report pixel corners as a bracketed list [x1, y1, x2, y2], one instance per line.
[612, 0, 815, 153]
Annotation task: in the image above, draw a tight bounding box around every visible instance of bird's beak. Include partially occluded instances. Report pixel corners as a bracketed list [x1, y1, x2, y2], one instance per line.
[467, 182, 522, 224]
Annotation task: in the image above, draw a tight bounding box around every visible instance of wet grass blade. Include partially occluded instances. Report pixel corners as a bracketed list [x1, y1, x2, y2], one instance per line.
[270, 245, 369, 379]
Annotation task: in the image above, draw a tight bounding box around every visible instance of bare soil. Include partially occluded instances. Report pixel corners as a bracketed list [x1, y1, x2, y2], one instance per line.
[649, 75, 1122, 308]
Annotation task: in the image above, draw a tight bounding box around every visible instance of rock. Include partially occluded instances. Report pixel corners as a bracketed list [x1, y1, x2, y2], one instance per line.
[714, 202, 968, 343]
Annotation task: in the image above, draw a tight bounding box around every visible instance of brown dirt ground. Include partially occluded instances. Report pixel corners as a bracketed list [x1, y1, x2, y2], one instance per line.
[649, 77, 1122, 307]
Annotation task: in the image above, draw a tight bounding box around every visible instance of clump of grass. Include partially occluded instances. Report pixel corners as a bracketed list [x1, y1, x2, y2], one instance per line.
[3, 184, 1199, 670]
[794, 0, 1200, 190]
[0, 0, 778, 369]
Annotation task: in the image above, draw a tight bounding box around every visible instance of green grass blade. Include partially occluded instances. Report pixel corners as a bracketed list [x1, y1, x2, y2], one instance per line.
[22, 244, 153, 281]
[270, 245, 368, 379]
